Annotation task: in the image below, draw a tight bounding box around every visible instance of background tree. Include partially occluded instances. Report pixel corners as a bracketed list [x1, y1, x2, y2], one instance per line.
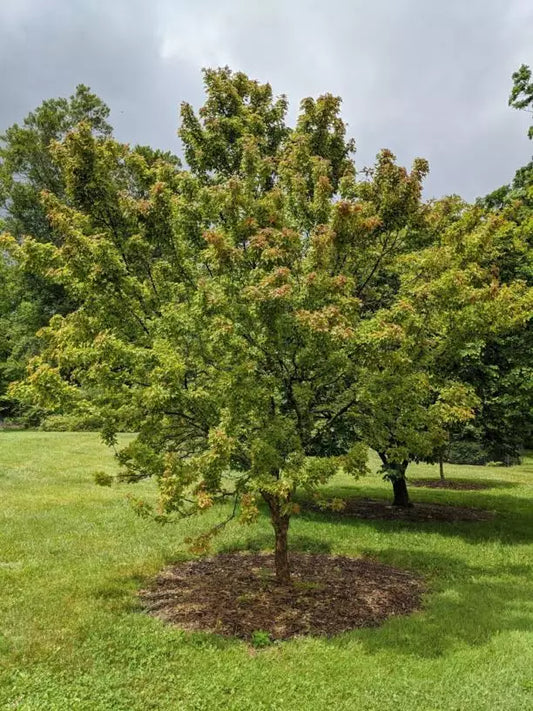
[0, 256, 23, 418]
[448, 67, 533, 465]
[0, 89, 181, 422]
[509, 64, 533, 139]
[0, 86, 112, 420]
[353, 200, 532, 504]
[455, 191, 533, 465]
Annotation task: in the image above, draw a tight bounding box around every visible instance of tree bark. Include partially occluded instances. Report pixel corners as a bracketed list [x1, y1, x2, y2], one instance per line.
[378, 453, 411, 508]
[261, 492, 291, 585]
[439, 452, 445, 481]
[392, 474, 411, 507]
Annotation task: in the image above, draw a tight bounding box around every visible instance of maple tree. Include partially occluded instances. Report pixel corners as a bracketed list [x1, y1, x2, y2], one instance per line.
[5, 69, 532, 581]
[353, 199, 531, 504]
[7, 71, 369, 584]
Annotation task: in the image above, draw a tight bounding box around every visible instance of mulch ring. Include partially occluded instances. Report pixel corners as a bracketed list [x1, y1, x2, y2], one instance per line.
[410, 479, 491, 491]
[140, 552, 424, 641]
[306, 497, 494, 522]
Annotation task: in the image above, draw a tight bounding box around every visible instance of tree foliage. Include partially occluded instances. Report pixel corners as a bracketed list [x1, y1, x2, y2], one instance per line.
[509, 64, 533, 139]
[0, 84, 112, 244]
[6, 69, 531, 582]
[2, 68, 533, 584]
[0, 87, 113, 418]
[456, 67, 533, 464]
[7, 71, 370, 583]
[0, 88, 182, 420]
[355, 199, 531, 499]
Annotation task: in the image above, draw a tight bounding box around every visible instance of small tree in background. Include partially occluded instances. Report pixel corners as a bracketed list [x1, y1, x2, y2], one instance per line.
[354, 202, 532, 505]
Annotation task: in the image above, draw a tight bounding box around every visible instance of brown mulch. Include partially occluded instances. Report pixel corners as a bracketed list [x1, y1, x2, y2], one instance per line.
[410, 479, 491, 491]
[306, 497, 494, 522]
[140, 552, 424, 641]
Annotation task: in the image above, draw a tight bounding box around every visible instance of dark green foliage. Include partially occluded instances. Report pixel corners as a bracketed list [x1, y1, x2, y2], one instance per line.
[446, 439, 491, 466]
[0, 86, 113, 420]
[459, 75, 533, 464]
[93, 470, 114, 486]
[509, 64, 533, 139]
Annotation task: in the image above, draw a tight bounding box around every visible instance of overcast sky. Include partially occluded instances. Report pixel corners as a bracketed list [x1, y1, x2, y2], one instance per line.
[1, 0, 532, 200]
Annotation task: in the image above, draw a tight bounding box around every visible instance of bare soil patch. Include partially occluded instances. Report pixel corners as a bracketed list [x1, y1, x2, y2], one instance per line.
[410, 479, 491, 491]
[307, 497, 494, 522]
[140, 552, 424, 641]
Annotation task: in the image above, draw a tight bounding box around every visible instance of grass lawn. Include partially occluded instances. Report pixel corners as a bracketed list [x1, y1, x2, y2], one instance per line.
[1, 431, 532, 710]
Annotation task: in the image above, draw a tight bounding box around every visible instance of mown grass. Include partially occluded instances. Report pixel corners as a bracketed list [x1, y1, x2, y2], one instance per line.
[0, 431, 532, 710]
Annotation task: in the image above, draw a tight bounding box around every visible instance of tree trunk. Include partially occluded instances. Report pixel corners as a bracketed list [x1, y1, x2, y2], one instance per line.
[392, 475, 411, 507]
[439, 452, 445, 481]
[262, 492, 291, 585]
[378, 453, 411, 508]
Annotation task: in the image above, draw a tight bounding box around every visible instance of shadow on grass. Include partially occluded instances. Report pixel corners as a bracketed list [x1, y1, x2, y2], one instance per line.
[408, 477, 519, 490]
[296, 483, 533, 545]
[92, 485, 531, 655]
[318, 481, 524, 507]
[327, 548, 532, 659]
[298, 504, 533, 545]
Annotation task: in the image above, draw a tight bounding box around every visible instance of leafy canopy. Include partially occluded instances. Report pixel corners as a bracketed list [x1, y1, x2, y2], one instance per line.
[6, 68, 533, 580]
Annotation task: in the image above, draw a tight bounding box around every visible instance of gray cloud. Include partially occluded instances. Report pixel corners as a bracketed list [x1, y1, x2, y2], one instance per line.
[1, 0, 531, 199]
